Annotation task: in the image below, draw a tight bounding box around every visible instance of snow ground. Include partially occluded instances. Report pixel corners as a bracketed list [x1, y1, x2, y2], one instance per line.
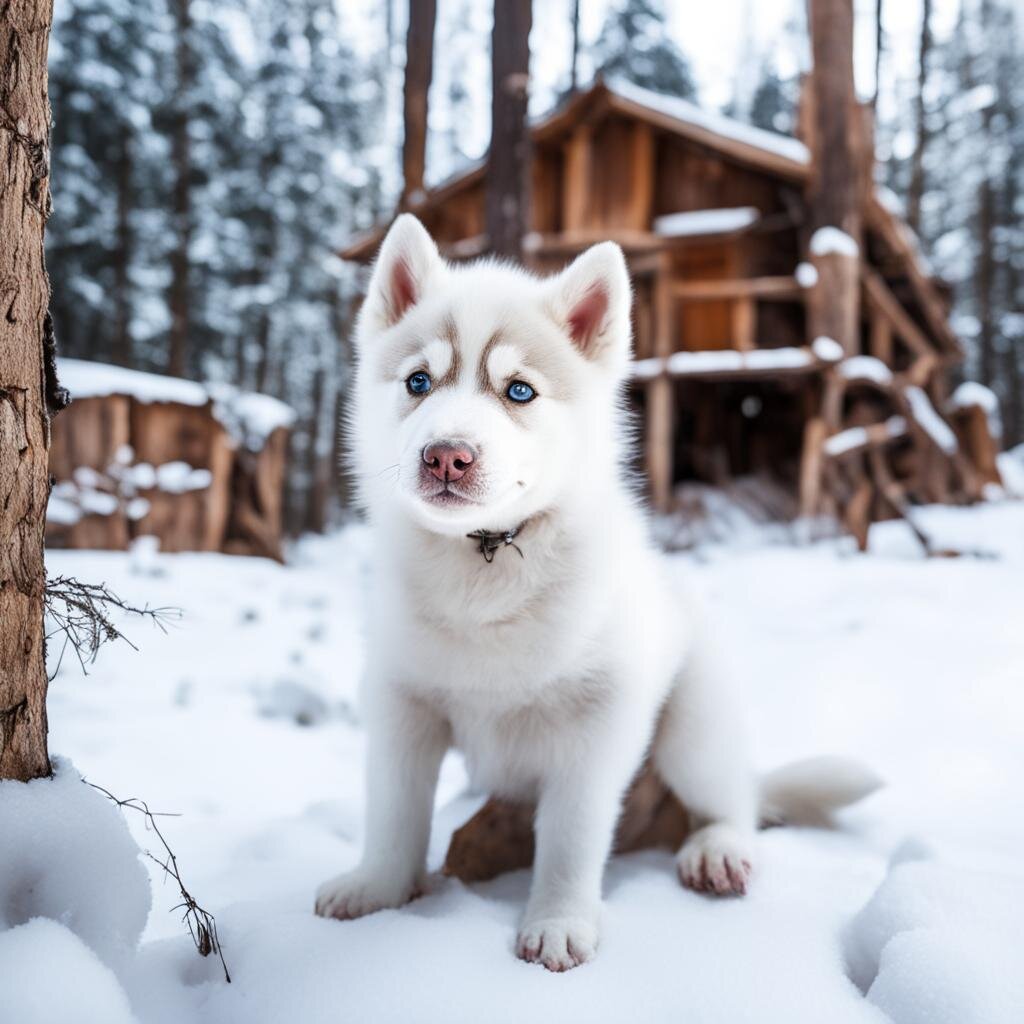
[5, 501, 1023, 1023]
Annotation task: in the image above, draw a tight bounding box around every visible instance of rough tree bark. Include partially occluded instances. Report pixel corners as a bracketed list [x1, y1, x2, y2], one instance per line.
[485, 0, 532, 261]
[569, 0, 581, 94]
[112, 132, 133, 368]
[167, 0, 191, 378]
[399, 0, 436, 210]
[872, 0, 883, 110]
[906, 0, 932, 237]
[0, 0, 59, 782]
[806, 0, 865, 357]
[975, 0, 996, 391]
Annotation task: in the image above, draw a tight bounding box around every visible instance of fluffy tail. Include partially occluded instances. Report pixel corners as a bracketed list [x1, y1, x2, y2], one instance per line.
[758, 756, 883, 828]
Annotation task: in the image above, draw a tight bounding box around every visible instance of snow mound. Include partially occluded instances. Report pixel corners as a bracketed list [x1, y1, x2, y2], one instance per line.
[845, 859, 1024, 1024]
[0, 757, 151, 974]
[950, 381, 1002, 437]
[811, 336, 843, 362]
[0, 918, 137, 1024]
[810, 227, 859, 258]
[997, 443, 1024, 497]
[797, 262, 820, 289]
[840, 356, 893, 386]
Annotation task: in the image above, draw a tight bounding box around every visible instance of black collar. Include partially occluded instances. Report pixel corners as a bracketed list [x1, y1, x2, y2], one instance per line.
[466, 523, 526, 563]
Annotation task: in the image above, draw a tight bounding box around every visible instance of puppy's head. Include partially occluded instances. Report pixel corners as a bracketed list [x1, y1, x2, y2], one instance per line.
[350, 215, 632, 536]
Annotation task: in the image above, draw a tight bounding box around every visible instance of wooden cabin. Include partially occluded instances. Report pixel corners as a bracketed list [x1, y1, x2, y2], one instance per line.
[341, 79, 1003, 549]
[47, 359, 294, 560]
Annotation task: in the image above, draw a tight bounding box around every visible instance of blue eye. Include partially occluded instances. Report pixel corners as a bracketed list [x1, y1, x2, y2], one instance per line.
[506, 381, 535, 403]
[406, 371, 432, 395]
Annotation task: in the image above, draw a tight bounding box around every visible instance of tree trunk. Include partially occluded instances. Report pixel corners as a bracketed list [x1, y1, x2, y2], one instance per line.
[975, 1, 996, 391]
[112, 132, 133, 367]
[167, 0, 191, 377]
[806, 0, 865, 357]
[400, 0, 436, 209]
[906, 0, 931, 237]
[485, 0, 532, 261]
[0, 0, 57, 782]
[569, 0, 581, 93]
[872, 0, 883, 110]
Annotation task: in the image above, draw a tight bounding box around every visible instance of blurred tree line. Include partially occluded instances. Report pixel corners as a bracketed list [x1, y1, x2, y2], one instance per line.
[45, 0, 1023, 536]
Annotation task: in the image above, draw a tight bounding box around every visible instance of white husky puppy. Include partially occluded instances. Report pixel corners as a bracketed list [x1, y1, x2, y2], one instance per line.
[315, 215, 880, 971]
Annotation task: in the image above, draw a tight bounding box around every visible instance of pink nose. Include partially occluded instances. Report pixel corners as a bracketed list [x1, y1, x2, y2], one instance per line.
[422, 441, 476, 482]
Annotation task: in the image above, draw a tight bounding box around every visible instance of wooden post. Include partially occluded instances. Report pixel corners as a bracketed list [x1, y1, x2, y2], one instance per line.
[732, 296, 756, 351]
[1, 0, 57, 782]
[645, 257, 674, 513]
[562, 125, 591, 232]
[798, 415, 827, 518]
[625, 122, 654, 231]
[485, 0, 532, 260]
[400, 0, 436, 209]
[805, 0, 866, 357]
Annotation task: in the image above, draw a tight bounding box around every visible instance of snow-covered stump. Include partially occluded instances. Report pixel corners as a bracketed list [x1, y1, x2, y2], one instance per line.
[0, 758, 151, 1021]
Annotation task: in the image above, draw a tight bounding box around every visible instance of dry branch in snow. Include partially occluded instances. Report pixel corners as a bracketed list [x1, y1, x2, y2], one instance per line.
[86, 781, 231, 983]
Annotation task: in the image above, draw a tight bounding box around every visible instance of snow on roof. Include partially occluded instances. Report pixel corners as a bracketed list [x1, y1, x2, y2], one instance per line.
[839, 356, 893, 386]
[653, 207, 760, 238]
[632, 346, 814, 380]
[59, 357, 209, 407]
[950, 381, 1002, 437]
[904, 385, 959, 454]
[607, 78, 811, 167]
[58, 358, 295, 450]
[809, 227, 859, 259]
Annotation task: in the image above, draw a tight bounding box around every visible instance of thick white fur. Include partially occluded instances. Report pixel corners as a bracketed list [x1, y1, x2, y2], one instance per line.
[315, 215, 881, 972]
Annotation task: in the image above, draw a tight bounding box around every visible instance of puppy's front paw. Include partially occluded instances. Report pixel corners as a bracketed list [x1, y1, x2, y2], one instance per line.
[314, 868, 419, 920]
[516, 915, 599, 972]
[676, 823, 753, 896]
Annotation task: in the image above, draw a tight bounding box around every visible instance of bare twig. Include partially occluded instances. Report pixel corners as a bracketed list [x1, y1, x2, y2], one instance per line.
[86, 781, 231, 983]
[44, 575, 180, 679]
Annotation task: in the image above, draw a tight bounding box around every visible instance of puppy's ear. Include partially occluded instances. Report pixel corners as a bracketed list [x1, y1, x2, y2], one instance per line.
[547, 242, 632, 369]
[362, 214, 442, 334]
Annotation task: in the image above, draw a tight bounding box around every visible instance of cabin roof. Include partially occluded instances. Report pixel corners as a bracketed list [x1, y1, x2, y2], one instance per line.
[339, 79, 811, 263]
[339, 79, 960, 359]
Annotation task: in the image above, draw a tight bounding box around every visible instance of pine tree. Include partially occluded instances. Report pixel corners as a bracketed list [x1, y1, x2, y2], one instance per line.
[590, 0, 697, 100]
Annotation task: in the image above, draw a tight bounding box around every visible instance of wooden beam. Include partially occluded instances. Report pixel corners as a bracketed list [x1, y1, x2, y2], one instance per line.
[868, 308, 893, 364]
[672, 276, 801, 301]
[861, 264, 933, 356]
[864, 196, 962, 357]
[632, 347, 822, 383]
[823, 417, 909, 460]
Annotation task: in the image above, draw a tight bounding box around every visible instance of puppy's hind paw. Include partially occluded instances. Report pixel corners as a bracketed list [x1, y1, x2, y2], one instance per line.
[515, 916, 598, 973]
[314, 868, 419, 921]
[676, 823, 753, 897]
